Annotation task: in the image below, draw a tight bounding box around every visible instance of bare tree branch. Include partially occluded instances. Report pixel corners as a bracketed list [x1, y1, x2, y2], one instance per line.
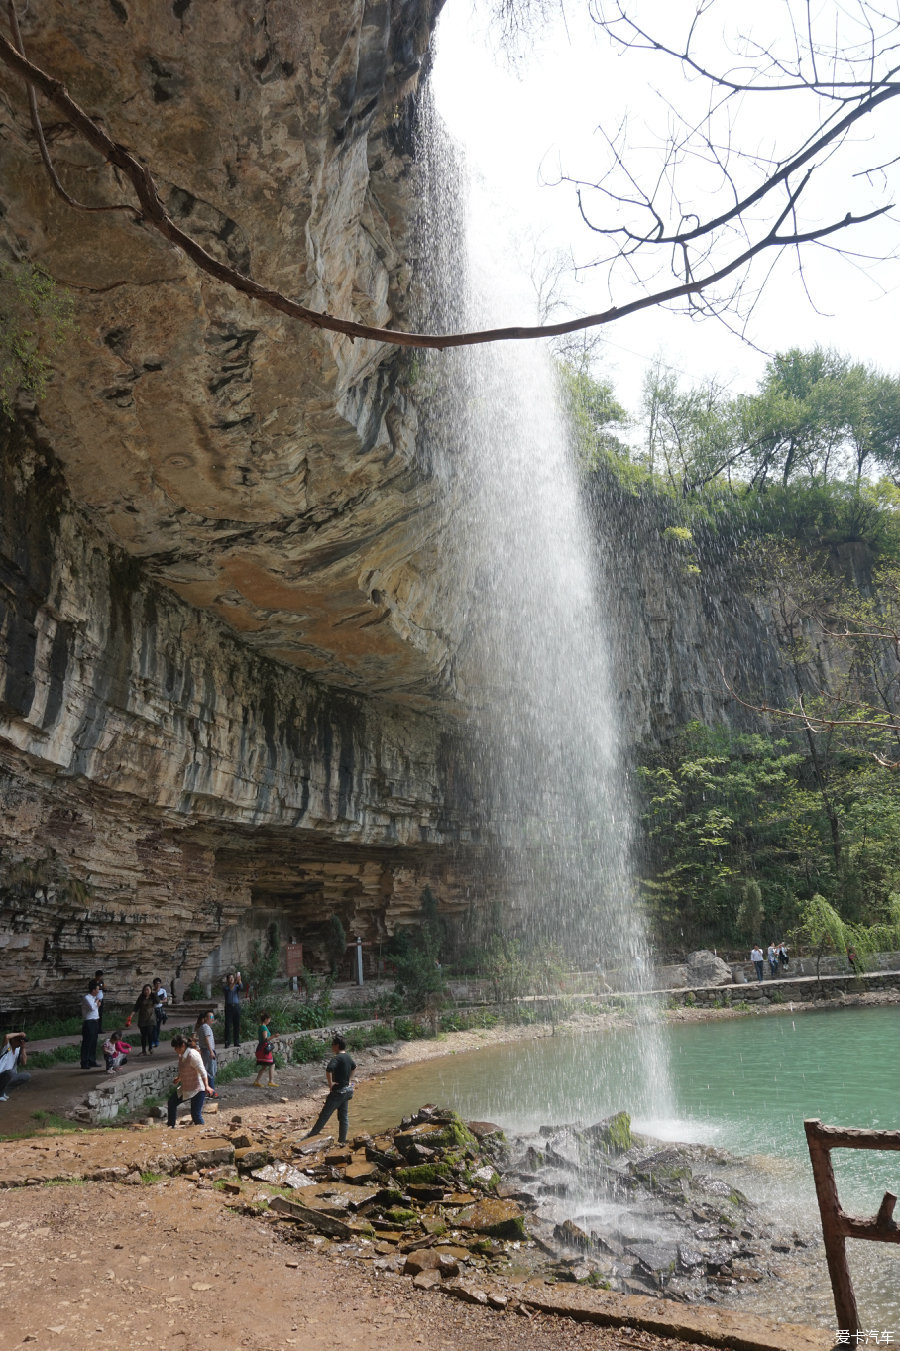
[0, 10, 894, 352]
[6, 2, 133, 216]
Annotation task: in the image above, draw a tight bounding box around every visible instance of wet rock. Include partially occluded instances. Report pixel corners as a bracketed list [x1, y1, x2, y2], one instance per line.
[579, 1111, 633, 1155]
[467, 1121, 504, 1142]
[628, 1149, 693, 1189]
[677, 1242, 705, 1270]
[455, 1199, 526, 1240]
[627, 1241, 679, 1276]
[344, 1162, 380, 1184]
[553, 1219, 592, 1249]
[407, 1184, 445, 1203]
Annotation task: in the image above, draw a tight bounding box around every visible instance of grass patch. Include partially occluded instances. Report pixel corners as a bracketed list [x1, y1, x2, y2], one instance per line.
[30, 1110, 81, 1134]
[216, 1056, 256, 1084]
[292, 1036, 328, 1065]
[28, 1044, 81, 1069]
[20, 1008, 132, 1041]
[140, 1171, 166, 1185]
[42, 1176, 85, 1187]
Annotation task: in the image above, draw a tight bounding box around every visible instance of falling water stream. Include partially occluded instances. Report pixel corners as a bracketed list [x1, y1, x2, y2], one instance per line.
[372, 16, 900, 1331]
[414, 95, 671, 1113]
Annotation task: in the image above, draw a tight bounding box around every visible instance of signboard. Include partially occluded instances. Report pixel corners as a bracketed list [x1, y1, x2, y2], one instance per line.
[285, 942, 303, 978]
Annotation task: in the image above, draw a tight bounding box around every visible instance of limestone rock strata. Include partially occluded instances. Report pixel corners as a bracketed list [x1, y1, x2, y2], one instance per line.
[0, 432, 486, 1006]
[0, 0, 456, 702]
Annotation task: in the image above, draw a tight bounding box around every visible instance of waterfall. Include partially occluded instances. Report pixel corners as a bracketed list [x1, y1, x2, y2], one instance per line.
[415, 80, 672, 1123]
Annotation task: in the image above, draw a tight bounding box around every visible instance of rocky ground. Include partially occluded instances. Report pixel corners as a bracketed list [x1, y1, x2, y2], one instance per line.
[0, 1103, 830, 1351]
[1, 998, 880, 1351]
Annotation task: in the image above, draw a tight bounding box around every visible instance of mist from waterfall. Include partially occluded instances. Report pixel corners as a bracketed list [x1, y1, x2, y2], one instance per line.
[415, 88, 672, 1122]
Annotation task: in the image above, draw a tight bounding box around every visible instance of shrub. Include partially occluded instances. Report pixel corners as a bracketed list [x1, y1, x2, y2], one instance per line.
[392, 1016, 429, 1041]
[292, 1036, 328, 1065]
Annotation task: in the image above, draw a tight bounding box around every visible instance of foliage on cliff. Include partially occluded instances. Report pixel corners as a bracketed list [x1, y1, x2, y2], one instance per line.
[637, 721, 900, 952]
[0, 262, 73, 418]
[572, 345, 900, 560]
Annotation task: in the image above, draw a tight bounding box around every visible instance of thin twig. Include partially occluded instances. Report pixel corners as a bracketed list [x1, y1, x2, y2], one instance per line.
[0, 30, 890, 352]
[7, 1, 133, 215]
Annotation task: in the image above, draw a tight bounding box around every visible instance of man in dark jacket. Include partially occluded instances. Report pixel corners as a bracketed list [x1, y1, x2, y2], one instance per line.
[303, 1036, 356, 1144]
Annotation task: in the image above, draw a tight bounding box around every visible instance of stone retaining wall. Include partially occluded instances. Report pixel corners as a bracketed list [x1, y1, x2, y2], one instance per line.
[660, 969, 900, 1008]
[73, 1021, 381, 1123]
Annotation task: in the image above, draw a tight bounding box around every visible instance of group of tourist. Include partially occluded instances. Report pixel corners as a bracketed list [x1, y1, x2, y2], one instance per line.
[3, 964, 357, 1142]
[80, 972, 169, 1069]
[749, 942, 789, 982]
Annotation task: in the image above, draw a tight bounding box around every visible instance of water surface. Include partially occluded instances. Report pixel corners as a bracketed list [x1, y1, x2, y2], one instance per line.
[354, 1005, 900, 1328]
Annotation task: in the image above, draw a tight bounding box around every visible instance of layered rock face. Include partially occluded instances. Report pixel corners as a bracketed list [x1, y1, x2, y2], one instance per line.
[0, 425, 489, 1006]
[0, 0, 493, 1010]
[1, 0, 456, 702]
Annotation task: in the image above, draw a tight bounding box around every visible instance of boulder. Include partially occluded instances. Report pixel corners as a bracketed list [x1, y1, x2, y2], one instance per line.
[455, 1198, 526, 1240]
[686, 950, 732, 986]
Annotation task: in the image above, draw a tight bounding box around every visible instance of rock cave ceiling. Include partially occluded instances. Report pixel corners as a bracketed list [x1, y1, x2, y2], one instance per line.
[1, 0, 455, 708]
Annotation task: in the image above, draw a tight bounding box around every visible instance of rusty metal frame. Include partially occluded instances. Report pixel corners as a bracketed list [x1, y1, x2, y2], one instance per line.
[804, 1118, 900, 1335]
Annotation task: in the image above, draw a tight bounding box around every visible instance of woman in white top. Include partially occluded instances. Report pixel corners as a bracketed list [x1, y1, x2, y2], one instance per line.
[166, 1033, 210, 1127]
[194, 1010, 218, 1098]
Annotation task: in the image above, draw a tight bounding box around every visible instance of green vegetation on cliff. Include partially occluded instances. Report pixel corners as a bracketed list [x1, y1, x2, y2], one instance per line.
[564, 345, 900, 953]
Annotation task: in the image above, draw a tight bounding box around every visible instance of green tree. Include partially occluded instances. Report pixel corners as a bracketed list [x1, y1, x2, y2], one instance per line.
[560, 354, 629, 471]
[388, 888, 448, 1024]
[246, 921, 281, 1002]
[794, 892, 900, 976]
[637, 723, 828, 948]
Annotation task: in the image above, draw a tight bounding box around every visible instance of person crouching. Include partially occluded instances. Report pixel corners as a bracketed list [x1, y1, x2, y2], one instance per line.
[103, 1030, 131, 1075]
[167, 1033, 210, 1128]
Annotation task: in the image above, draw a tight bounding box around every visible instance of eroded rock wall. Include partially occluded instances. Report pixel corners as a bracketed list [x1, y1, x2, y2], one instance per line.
[0, 427, 487, 1009]
[0, 1, 498, 1010]
[0, 0, 460, 703]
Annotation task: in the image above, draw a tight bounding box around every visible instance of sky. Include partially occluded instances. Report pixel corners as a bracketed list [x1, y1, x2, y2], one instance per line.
[430, 0, 900, 416]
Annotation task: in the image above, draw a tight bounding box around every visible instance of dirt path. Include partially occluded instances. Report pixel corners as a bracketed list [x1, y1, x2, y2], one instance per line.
[0, 1176, 803, 1351]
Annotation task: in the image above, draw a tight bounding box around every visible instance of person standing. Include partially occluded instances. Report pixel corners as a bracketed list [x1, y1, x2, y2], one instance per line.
[303, 1036, 356, 1145]
[767, 942, 779, 978]
[80, 980, 102, 1069]
[195, 1010, 218, 1098]
[750, 946, 764, 983]
[151, 977, 168, 1050]
[166, 1034, 210, 1127]
[0, 1032, 30, 1100]
[222, 971, 243, 1048]
[777, 941, 789, 969]
[252, 1012, 278, 1089]
[128, 984, 158, 1055]
[93, 971, 105, 1032]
